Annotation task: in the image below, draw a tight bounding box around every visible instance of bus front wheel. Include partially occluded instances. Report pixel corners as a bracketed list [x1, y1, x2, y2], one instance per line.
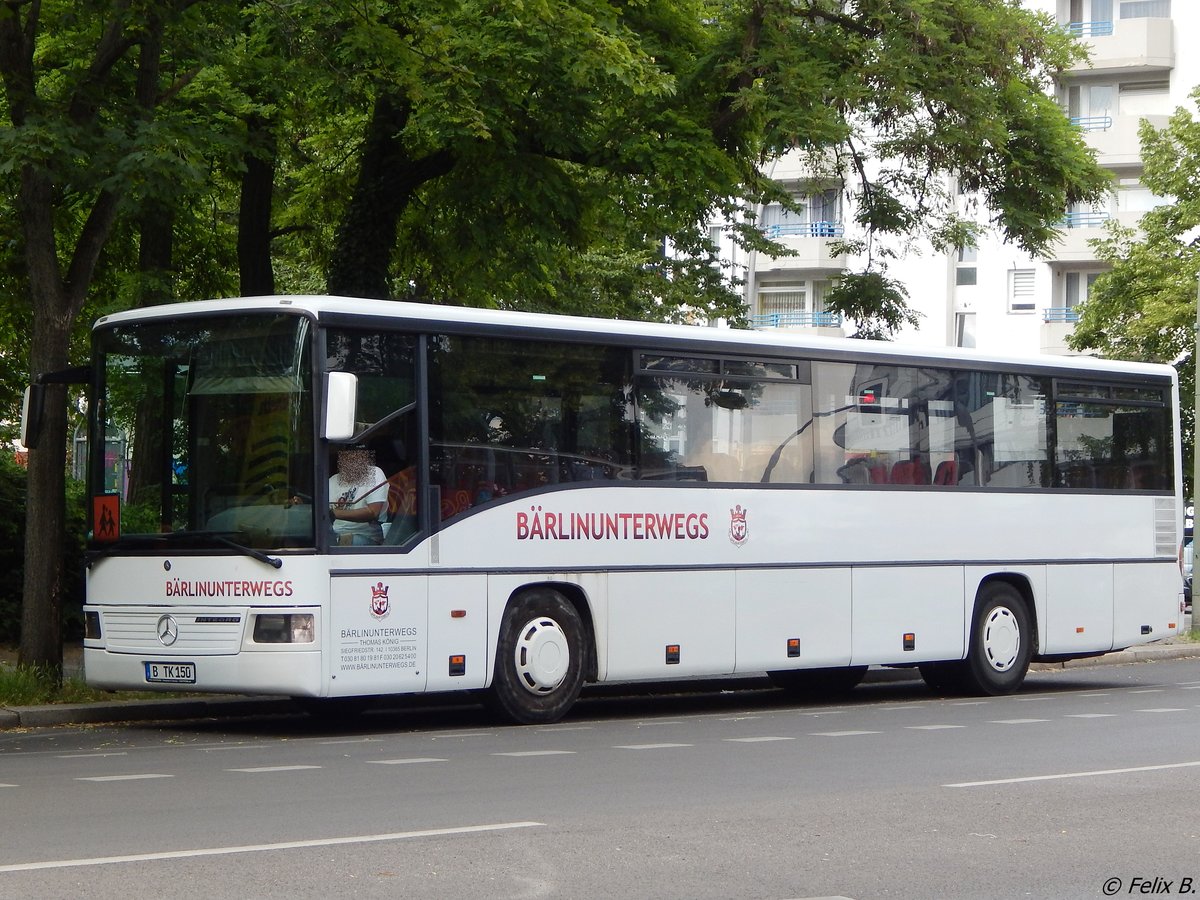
[486, 589, 586, 725]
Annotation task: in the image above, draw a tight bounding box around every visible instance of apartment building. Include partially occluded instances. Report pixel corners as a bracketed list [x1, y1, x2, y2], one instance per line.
[733, 0, 1195, 357]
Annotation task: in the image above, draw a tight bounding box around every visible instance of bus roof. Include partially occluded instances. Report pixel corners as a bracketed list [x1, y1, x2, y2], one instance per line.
[94, 295, 1176, 382]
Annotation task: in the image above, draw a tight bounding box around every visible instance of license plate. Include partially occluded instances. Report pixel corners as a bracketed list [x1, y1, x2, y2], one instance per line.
[144, 661, 196, 684]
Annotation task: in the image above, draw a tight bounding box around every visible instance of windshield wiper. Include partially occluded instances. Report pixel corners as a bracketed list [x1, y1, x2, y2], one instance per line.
[86, 531, 282, 569]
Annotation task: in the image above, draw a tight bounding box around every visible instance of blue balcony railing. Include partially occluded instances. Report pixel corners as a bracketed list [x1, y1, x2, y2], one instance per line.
[763, 221, 844, 239]
[1066, 20, 1114, 37]
[751, 311, 844, 329]
[1060, 210, 1111, 228]
[1070, 115, 1112, 132]
[1043, 307, 1081, 324]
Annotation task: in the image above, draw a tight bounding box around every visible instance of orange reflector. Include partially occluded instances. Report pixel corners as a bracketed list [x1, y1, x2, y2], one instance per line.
[1076, 627, 1086, 633]
[1169, 622, 1177, 629]
[903, 633, 916, 651]
[665, 644, 681, 664]
[450, 655, 465, 664]
[450, 609, 467, 618]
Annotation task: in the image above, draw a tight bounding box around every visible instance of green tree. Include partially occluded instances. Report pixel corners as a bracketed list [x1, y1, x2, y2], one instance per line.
[1068, 88, 1200, 492]
[0, 1, 249, 674]
[320, 0, 1108, 328]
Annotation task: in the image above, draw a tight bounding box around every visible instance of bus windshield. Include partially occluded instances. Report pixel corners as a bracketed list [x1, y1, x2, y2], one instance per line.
[91, 313, 315, 550]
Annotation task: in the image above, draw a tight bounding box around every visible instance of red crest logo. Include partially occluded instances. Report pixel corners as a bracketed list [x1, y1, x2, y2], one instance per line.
[370, 581, 390, 619]
[729, 505, 748, 546]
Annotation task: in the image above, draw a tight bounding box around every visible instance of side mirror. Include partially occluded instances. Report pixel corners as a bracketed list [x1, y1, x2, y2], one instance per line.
[323, 372, 358, 441]
[20, 384, 44, 449]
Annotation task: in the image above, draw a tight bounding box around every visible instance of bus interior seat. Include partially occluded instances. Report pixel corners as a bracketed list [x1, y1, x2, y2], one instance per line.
[933, 460, 958, 485]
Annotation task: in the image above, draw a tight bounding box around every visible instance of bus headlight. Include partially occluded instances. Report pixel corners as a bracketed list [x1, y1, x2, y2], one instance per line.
[253, 613, 315, 644]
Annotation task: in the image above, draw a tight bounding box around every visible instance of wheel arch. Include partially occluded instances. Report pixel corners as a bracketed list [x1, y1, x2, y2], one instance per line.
[505, 581, 598, 682]
[973, 573, 1040, 659]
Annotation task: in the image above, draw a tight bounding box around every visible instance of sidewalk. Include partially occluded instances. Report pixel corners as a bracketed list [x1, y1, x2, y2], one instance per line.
[3, 631, 1199, 730]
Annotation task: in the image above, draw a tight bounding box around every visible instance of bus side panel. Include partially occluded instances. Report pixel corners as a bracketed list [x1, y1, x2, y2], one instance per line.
[426, 574, 488, 692]
[1044, 564, 1114, 655]
[850, 567, 965, 666]
[733, 569, 852, 672]
[606, 571, 735, 680]
[1113, 561, 1181, 649]
[328, 574, 428, 697]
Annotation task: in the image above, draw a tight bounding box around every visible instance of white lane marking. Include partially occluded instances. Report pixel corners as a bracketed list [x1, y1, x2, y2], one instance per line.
[0, 821, 545, 873]
[1065, 713, 1117, 718]
[367, 758, 447, 765]
[946, 760, 1200, 788]
[319, 738, 380, 746]
[906, 725, 966, 731]
[989, 719, 1049, 725]
[0, 783, 17, 788]
[226, 765, 322, 774]
[615, 743, 692, 750]
[1136, 708, 1187, 713]
[430, 732, 495, 740]
[57, 752, 128, 759]
[1131, 689, 1164, 694]
[811, 731, 880, 737]
[1015, 696, 1054, 702]
[724, 736, 795, 743]
[76, 774, 173, 783]
[534, 726, 593, 732]
[492, 751, 576, 757]
[1078, 693, 1110, 698]
[952, 701, 989, 706]
[1181, 685, 1200, 690]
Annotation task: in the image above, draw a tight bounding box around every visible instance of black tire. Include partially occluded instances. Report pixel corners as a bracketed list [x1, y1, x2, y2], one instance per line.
[486, 589, 586, 725]
[918, 661, 965, 695]
[959, 581, 1033, 695]
[767, 665, 867, 695]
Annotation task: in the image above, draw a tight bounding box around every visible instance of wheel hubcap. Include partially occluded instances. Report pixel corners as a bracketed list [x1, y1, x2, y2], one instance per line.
[514, 616, 570, 695]
[982, 606, 1020, 672]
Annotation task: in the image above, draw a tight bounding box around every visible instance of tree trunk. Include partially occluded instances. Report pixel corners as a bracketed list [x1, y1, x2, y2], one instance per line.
[326, 90, 456, 300]
[239, 116, 277, 297]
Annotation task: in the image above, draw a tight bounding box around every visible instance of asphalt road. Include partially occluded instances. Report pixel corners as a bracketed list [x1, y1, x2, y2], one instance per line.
[1, 659, 1199, 899]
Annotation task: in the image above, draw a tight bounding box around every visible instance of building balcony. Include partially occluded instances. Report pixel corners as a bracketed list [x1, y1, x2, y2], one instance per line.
[1041, 309, 1085, 356]
[1064, 16, 1174, 75]
[751, 311, 845, 337]
[1077, 114, 1170, 168]
[1047, 210, 1139, 263]
[755, 222, 847, 272]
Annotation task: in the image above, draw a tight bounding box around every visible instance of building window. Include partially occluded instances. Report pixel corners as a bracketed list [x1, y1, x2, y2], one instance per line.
[955, 312, 977, 349]
[1064, 271, 1102, 309]
[1119, 0, 1169, 18]
[955, 246, 977, 287]
[1009, 269, 1036, 313]
[1119, 82, 1170, 116]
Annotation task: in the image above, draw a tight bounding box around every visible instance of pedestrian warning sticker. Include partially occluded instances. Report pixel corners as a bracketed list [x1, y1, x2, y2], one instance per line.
[93, 494, 120, 542]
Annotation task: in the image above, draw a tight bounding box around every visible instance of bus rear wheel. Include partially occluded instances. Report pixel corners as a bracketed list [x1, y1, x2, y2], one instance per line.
[486, 589, 586, 725]
[767, 665, 867, 695]
[922, 581, 1032, 696]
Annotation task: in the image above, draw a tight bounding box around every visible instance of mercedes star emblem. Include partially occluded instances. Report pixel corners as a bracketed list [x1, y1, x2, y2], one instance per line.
[156, 614, 179, 646]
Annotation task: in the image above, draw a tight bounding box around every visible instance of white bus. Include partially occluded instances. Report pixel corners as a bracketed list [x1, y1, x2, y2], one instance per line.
[59, 296, 1182, 723]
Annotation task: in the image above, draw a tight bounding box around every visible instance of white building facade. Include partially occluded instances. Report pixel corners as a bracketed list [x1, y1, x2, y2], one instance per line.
[734, 0, 1195, 357]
